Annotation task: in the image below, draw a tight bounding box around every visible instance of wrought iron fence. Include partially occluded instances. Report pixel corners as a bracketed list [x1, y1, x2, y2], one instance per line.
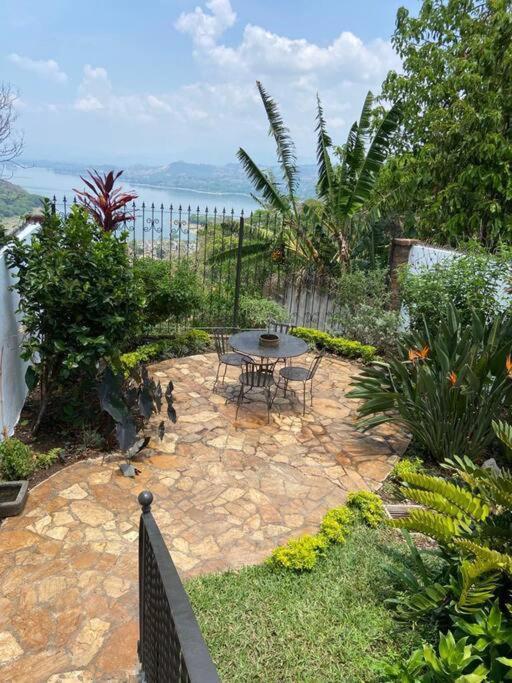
[49, 196, 344, 333]
[138, 491, 220, 683]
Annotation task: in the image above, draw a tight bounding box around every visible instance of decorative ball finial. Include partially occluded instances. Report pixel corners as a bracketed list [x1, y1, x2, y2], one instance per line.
[138, 490, 153, 513]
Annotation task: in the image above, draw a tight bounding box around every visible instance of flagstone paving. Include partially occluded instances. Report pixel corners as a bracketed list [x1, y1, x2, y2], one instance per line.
[0, 352, 408, 682]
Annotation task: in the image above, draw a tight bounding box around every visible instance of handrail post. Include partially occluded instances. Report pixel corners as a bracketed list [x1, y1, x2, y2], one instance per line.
[232, 214, 244, 329]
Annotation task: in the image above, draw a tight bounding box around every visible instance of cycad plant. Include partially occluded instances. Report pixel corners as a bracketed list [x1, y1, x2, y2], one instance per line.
[348, 305, 512, 462]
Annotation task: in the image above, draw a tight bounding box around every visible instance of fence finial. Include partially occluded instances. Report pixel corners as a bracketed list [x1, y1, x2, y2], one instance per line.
[138, 490, 153, 513]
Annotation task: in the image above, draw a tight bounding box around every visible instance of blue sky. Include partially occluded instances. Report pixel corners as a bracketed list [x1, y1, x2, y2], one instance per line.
[0, 0, 420, 165]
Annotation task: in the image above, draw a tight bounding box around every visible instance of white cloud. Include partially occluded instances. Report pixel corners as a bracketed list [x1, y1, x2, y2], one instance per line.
[8, 53, 67, 83]
[175, 0, 236, 50]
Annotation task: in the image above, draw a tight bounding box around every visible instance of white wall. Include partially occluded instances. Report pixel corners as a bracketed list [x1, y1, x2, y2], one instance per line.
[0, 222, 39, 438]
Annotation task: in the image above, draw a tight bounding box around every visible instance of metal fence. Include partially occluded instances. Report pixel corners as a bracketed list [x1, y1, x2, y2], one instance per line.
[138, 491, 220, 683]
[50, 196, 343, 333]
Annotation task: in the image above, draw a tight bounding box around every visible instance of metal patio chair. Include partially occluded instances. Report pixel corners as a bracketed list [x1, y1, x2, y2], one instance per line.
[268, 319, 296, 366]
[276, 351, 324, 415]
[235, 358, 277, 423]
[212, 328, 252, 390]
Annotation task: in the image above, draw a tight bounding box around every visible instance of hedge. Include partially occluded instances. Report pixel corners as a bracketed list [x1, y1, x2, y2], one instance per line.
[293, 327, 377, 363]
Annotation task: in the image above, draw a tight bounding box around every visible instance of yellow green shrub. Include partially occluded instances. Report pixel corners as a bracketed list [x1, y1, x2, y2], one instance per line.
[320, 506, 355, 543]
[293, 327, 376, 363]
[347, 491, 386, 528]
[267, 533, 328, 571]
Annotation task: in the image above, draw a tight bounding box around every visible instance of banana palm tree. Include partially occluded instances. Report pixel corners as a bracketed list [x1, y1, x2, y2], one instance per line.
[315, 91, 401, 266]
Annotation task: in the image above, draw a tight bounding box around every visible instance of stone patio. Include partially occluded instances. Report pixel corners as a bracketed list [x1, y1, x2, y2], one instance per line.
[0, 352, 408, 682]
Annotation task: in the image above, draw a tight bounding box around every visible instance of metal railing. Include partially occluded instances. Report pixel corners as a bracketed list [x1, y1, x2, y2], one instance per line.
[50, 196, 345, 333]
[138, 491, 220, 683]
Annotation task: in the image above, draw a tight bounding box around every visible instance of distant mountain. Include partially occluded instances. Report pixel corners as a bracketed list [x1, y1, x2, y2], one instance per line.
[25, 159, 318, 199]
[0, 179, 41, 219]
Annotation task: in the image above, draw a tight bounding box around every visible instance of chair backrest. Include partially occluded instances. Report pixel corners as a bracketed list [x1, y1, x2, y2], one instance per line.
[213, 328, 235, 358]
[242, 358, 277, 387]
[307, 352, 324, 380]
[268, 319, 296, 335]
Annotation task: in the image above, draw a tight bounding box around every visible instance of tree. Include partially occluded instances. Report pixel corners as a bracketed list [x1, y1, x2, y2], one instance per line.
[235, 82, 399, 270]
[0, 83, 23, 170]
[381, 0, 512, 248]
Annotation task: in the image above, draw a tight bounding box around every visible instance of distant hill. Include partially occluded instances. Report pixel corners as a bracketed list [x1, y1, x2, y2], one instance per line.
[0, 179, 41, 219]
[25, 159, 318, 199]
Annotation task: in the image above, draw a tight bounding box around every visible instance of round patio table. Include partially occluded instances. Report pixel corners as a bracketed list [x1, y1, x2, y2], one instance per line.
[229, 329, 308, 360]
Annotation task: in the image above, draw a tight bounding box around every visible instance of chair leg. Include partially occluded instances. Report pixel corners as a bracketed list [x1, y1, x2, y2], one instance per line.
[265, 387, 272, 423]
[284, 378, 288, 397]
[214, 362, 221, 391]
[302, 382, 306, 416]
[310, 379, 314, 406]
[222, 363, 228, 385]
[235, 383, 244, 420]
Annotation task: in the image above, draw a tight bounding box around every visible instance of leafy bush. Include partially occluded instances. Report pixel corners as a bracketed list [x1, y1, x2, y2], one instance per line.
[349, 306, 512, 462]
[346, 491, 386, 528]
[267, 534, 328, 571]
[36, 448, 61, 469]
[320, 506, 354, 543]
[238, 295, 287, 328]
[0, 438, 35, 480]
[399, 251, 512, 332]
[120, 330, 211, 372]
[133, 259, 204, 326]
[7, 202, 144, 433]
[293, 327, 377, 363]
[390, 457, 425, 482]
[331, 268, 400, 353]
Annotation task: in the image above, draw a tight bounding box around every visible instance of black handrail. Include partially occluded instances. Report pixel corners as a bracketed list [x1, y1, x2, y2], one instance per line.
[138, 491, 220, 683]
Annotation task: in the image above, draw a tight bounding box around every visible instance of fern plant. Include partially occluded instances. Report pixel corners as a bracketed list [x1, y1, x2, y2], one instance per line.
[387, 419, 512, 630]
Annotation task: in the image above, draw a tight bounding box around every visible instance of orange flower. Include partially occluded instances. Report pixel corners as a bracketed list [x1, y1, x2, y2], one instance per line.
[448, 371, 457, 386]
[506, 354, 512, 379]
[408, 345, 430, 363]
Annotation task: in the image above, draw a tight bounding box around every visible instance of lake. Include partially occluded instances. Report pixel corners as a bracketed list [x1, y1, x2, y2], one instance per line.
[11, 165, 259, 215]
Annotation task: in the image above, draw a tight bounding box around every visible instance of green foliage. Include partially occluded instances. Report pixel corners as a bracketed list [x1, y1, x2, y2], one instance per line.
[238, 295, 287, 328]
[347, 490, 386, 528]
[320, 505, 355, 543]
[36, 448, 61, 469]
[0, 179, 40, 219]
[267, 533, 328, 571]
[399, 251, 512, 332]
[120, 330, 211, 372]
[391, 457, 425, 482]
[331, 267, 400, 353]
[349, 306, 512, 462]
[6, 202, 144, 433]
[380, 0, 512, 248]
[384, 631, 489, 682]
[293, 326, 377, 363]
[133, 258, 204, 326]
[0, 438, 35, 480]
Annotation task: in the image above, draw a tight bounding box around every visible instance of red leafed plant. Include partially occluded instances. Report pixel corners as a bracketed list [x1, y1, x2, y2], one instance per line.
[74, 169, 138, 232]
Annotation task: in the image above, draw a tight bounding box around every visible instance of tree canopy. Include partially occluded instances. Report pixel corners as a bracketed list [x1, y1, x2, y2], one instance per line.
[381, 0, 512, 248]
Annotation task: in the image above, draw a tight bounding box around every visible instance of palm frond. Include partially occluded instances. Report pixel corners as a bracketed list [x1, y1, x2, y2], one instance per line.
[347, 101, 401, 216]
[256, 81, 298, 211]
[237, 148, 289, 213]
[315, 94, 334, 200]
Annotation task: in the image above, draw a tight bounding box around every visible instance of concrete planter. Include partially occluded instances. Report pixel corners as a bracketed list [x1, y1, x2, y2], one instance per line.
[0, 480, 28, 518]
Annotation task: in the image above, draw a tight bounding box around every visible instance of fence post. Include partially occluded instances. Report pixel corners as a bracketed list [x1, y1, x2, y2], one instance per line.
[232, 214, 244, 329]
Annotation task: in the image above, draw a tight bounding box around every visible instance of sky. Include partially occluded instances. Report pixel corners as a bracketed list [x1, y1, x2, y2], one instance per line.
[0, 0, 420, 166]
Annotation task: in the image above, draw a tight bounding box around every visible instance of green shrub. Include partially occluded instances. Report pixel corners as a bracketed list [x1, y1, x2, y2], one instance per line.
[331, 268, 400, 354]
[293, 327, 377, 363]
[120, 330, 211, 372]
[238, 295, 288, 328]
[349, 305, 512, 462]
[36, 448, 61, 469]
[346, 491, 386, 528]
[6, 202, 144, 432]
[267, 534, 328, 571]
[390, 456, 425, 482]
[399, 250, 512, 332]
[320, 506, 354, 543]
[0, 438, 35, 480]
[133, 259, 204, 326]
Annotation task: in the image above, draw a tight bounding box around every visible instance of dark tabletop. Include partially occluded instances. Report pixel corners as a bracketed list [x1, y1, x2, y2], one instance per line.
[229, 330, 308, 359]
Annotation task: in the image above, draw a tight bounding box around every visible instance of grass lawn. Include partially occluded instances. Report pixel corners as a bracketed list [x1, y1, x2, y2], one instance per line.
[186, 525, 424, 682]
